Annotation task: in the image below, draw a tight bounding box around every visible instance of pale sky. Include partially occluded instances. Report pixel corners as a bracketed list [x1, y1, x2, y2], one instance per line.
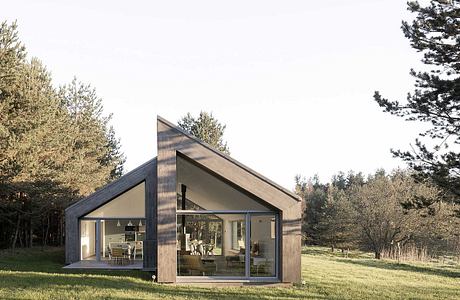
[3, 0, 426, 189]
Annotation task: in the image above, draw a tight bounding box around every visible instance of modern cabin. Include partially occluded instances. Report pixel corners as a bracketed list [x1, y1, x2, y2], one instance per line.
[65, 116, 301, 283]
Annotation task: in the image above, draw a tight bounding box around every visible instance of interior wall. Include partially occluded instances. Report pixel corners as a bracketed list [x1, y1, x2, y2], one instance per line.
[103, 220, 125, 251]
[177, 157, 271, 211]
[85, 182, 146, 218]
[220, 216, 246, 256]
[80, 220, 96, 259]
[251, 215, 275, 272]
[223, 220, 232, 256]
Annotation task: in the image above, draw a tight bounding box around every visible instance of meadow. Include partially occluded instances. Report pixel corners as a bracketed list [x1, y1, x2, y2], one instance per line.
[0, 247, 458, 299]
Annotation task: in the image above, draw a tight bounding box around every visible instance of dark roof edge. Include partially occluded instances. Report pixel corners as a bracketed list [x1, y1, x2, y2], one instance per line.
[158, 115, 301, 202]
[65, 157, 157, 212]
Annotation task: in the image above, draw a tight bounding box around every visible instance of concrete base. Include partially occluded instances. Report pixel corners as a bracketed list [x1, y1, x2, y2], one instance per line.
[63, 260, 143, 269]
[175, 276, 288, 287]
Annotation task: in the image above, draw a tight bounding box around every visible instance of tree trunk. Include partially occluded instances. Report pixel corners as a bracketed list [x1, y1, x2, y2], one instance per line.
[41, 217, 45, 250]
[11, 214, 21, 251]
[44, 215, 50, 247]
[19, 227, 23, 248]
[60, 215, 65, 246]
[29, 218, 33, 248]
[375, 251, 381, 259]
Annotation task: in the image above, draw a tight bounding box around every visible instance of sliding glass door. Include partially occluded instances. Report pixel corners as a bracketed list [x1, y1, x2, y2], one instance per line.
[250, 215, 277, 277]
[100, 219, 145, 261]
[80, 218, 145, 262]
[177, 213, 247, 276]
[176, 211, 278, 279]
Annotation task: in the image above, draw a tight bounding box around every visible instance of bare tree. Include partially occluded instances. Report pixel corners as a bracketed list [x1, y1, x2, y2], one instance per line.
[348, 171, 438, 259]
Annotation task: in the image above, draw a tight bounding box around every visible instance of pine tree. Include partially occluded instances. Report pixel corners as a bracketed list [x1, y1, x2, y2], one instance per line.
[58, 79, 125, 196]
[178, 111, 230, 154]
[0, 22, 72, 248]
[0, 21, 125, 249]
[374, 1, 460, 202]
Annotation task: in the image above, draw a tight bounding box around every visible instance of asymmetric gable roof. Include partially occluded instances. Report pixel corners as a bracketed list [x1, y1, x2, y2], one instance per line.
[157, 115, 301, 202]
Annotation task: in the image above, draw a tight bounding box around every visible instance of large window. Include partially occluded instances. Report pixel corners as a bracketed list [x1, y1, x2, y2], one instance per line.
[80, 182, 145, 263]
[177, 213, 247, 277]
[176, 156, 279, 279]
[176, 212, 278, 278]
[250, 215, 276, 277]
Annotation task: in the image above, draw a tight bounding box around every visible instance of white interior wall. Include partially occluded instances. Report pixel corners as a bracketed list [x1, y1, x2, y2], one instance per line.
[86, 182, 145, 218]
[251, 215, 276, 274]
[80, 220, 96, 259]
[177, 157, 271, 211]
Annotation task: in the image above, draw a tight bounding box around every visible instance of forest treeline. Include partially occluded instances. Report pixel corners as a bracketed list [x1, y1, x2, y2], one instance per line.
[2, 0, 460, 261]
[295, 170, 460, 260]
[297, 1, 460, 261]
[0, 22, 125, 249]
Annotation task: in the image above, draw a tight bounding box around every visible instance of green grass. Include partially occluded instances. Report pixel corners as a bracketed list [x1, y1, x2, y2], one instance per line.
[0, 246, 458, 299]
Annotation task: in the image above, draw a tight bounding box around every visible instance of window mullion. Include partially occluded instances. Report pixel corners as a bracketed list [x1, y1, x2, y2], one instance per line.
[245, 213, 251, 278]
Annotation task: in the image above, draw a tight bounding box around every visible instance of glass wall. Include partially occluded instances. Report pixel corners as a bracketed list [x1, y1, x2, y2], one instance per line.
[79, 182, 145, 263]
[176, 156, 279, 278]
[177, 214, 246, 277]
[176, 212, 278, 278]
[101, 219, 145, 261]
[250, 215, 276, 277]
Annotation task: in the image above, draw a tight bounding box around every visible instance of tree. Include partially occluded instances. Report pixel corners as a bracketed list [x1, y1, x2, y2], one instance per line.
[347, 170, 439, 259]
[58, 78, 125, 195]
[373, 1, 460, 202]
[295, 172, 364, 248]
[0, 22, 72, 248]
[0, 21, 125, 249]
[295, 175, 328, 245]
[178, 111, 230, 154]
[319, 174, 365, 252]
[319, 184, 356, 252]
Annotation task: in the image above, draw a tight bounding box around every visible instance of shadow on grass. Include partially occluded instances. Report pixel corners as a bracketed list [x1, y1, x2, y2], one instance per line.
[0, 247, 149, 280]
[338, 258, 460, 279]
[0, 270, 315, 300]
[0, 247, 314, 299]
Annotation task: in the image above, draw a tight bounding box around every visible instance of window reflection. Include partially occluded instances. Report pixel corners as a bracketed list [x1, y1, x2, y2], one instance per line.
[177, 214, 246, 276]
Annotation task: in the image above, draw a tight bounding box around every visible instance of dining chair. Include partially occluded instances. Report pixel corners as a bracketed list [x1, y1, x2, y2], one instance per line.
[111, 247, 124, 265]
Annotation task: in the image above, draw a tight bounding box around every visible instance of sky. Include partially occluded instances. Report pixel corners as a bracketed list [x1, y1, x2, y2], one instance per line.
[2, 0, 427, 190]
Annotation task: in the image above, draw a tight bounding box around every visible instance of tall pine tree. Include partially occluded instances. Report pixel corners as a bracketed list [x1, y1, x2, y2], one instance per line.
[374, 1, 460, 203]
[178, 111, 230, 154]
[0, 21, 125, 249]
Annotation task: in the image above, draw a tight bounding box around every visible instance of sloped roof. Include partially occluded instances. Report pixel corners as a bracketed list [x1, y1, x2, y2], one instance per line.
[65, 158, 156, 217]
[66, 116, 300, 217]
[158, 116, 301, 202]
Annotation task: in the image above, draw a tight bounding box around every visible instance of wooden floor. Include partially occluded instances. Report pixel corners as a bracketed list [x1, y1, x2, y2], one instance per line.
[63, 260, 143, 269]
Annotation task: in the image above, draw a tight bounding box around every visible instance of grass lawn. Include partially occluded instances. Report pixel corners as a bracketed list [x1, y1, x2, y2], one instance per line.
[0, 247, 458, 299]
